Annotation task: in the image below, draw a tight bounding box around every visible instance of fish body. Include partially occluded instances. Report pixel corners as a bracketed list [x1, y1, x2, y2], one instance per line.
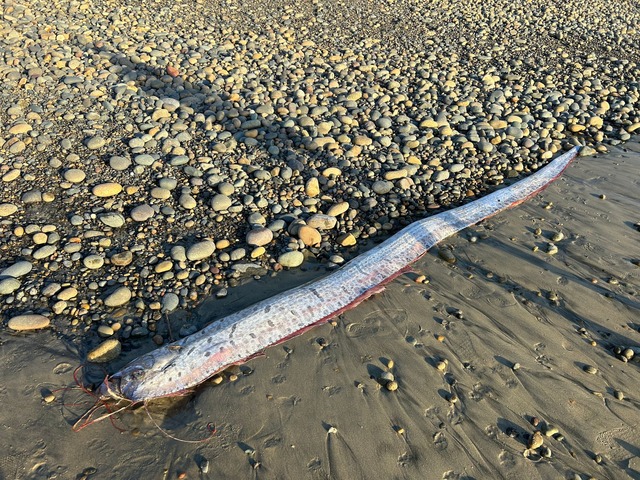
[101, 147, 578, 402]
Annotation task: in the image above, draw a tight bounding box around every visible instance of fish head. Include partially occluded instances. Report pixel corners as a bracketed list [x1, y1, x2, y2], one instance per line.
[99, 347, 183, 402]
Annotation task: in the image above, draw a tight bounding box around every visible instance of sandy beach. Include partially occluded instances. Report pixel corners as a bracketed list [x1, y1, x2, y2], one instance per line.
[1, 143, 638, 479]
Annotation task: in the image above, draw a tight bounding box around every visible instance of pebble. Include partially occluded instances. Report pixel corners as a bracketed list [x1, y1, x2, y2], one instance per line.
[0, 277, 21, 294]
[99, 213, 125, 228]
[7, 314, 50, 331]
[1, 261, 33, 278]
[109, 156, 131, 171]
[63, 169, 86, 183]
[130, 204, 155, 222]
[186, 240, 215, 261]
[0, 203, 18, 217]
[87, 339, 121, 362]
[246, 227, 273, 247]
[528, 431, 544, 450]
[33, 245, 57, 260]
[326, 202, 349, 217]
[298, 226, 322, 246]
[372, 180, 393, 194]
[57, 287, 78, 301]
[104, 287, 132, 307]
[85, 136, 106, 150]
[162, 293, 180, 312]
[583, 365, 598, 374]
[111, 251, 133, 266]
[278, 251, 304, 268]
[438, 248, 456, 264]
[83, 255, 104, 269]
[307, 214, 337, 230]
[211, 194, 232, 211]
[92, 183, 123, 197]
[305, 178, 320, 197]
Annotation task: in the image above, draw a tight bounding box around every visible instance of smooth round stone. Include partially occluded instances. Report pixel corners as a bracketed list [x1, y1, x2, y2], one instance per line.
[109, 156, 131, 171]
[104, 287, 132, 307]
[0, 203, 18, 216]
[246, 227, 273, 247]
[130, 204, 154, 221]
[0, 277, 21, 294]
[57, 287, 78, 301]
[134, 154, 155, 166]
[154, 260, 173, 273]
[372, 180, 393, 194]
[178, 194, 197, 209]
[211, 194, 232, 211]
[338, 233, 357, 246]
[326, 201, 349, 216]
[186, 240, 215, 261]
[1, 261, 33, 277]
[161, 293, 179, 313]
[298, 226, 322, 246]
[151, 187, 171, 200]
[92, 183, 122, 197]
[63, 169, 86, 183]
[83, 255, 105, 269]
[86, 136, 106, 150]
[99, 212, 125, 228]
[305, 178, 320, 197]
[278, 251, 304, 268]
[111, 251, 133, 266]
[217, 182, 235, 196]
[87, 339, 121, 362]
[432, 171, 450, 182]
[158, 178, 177, 190]
[306, 214, 337, 230]
[170, 246, 187, 262]
[449, 164, 465, 173]
[33, 245, 57, 260]
[7, 314, 50, 331]
[98, 325, 114, 337]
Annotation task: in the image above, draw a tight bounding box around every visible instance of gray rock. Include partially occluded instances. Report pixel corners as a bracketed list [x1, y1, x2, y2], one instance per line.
[217, 182, 235, 196]
[162, 293, 180, 312]
[134, 154, 155, 166]
[86, 136, 106, 150]
[178, 194, 197, 209]
[1, 261, 33, 278]
[104, 287, 132, 307]
[372, 180, 393, 194]
[130, 204, 155, 222]
[83, 254, 105, 269]
[306, 214, 337, 230]
[432, 171, 450, 182]
[211, 194, 232, 211]
[246, 227, 273, 246]
[33, 245, 57, 260]
[278, 251, 304, 268]
[0, 277, 21, 294]
[186, 240, 215, 261]
[170, 246, 187, 262]
[99, 212, 125, 228]
[0, 203, 18, 217]
[109, 156, 131, 170]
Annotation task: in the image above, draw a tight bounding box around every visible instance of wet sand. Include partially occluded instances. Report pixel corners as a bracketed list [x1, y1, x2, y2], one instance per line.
[1, 143, 638, 479]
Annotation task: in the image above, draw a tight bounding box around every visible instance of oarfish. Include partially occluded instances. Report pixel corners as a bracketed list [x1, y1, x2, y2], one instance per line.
[99, 147, 579, 403]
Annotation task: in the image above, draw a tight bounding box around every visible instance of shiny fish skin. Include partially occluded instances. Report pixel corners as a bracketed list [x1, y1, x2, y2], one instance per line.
[101, 147, 578, 402]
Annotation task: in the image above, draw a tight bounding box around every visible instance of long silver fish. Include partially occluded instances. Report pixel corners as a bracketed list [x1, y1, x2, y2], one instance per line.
[100, 147, 578, 402]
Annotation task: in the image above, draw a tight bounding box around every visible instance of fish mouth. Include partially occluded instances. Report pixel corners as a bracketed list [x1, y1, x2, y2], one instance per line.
[98, 375, 122, 401]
